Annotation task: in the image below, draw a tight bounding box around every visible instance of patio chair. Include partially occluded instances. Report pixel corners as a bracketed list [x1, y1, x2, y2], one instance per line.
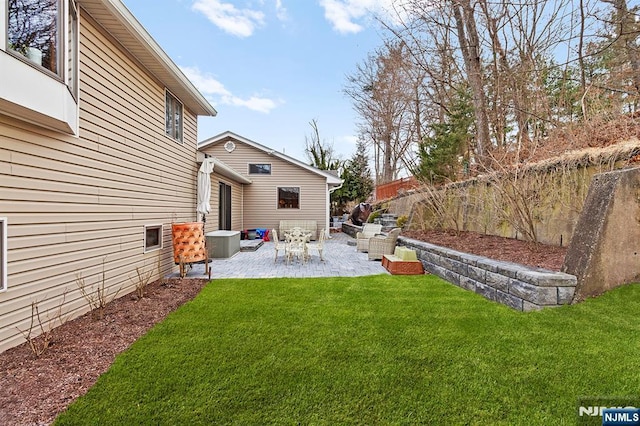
[286, 232, 308, 264]
[367, 228, 401, 260]
[306, 228, 326, 261]
[271, 229, 287, 263]
[356, 223, 383, 252]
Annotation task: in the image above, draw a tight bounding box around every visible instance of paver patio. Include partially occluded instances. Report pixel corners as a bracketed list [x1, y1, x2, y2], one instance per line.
[169, 231, 388, 279]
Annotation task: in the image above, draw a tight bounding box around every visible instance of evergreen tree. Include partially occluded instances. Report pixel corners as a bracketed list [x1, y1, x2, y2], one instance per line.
[412, 88, 473, 184]
[331, 139, 374, 214]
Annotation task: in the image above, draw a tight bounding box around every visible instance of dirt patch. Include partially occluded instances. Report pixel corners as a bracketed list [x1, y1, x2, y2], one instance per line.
[0, 231, 566, 425]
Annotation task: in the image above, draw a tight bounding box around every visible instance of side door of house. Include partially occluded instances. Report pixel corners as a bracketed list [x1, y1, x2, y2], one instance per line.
[218, 182, 232, 230]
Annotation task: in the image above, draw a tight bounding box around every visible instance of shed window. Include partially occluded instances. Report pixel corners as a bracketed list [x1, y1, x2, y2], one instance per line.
[278, 187, 299, 209]
[165, 90, 183, 142]
[144, 224, 163, 253]
[0, 218, 6, 292]
[249, 164, 271, 175]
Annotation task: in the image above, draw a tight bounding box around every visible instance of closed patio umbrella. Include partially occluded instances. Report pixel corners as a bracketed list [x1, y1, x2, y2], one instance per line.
[197, 157, 215, 223]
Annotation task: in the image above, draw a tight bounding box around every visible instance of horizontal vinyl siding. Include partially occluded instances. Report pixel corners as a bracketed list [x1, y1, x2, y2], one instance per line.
[0, 11, 200, 353]
[202, 142, 328, 234]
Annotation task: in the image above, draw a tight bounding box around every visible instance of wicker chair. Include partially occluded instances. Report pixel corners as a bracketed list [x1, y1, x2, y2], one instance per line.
[356, 223, 383, 252]
[367, 228, 401, 260]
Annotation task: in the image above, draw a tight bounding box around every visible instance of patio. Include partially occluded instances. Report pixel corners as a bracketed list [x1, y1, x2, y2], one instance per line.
[168, 231, 388, 279]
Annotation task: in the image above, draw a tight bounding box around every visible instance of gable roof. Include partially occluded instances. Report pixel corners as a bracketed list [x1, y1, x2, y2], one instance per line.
[198, 131, 343, 187]
[80, 0, 217, 117]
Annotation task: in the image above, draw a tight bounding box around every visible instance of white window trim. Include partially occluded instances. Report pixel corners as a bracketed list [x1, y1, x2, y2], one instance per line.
[0, 0, 79, 135]
[248, 163, 272, 175]
[165, 89, 183, 143]
[144, 224, 163, 253]
[277, 186, 301, 209]
[0, 217, 7, 293]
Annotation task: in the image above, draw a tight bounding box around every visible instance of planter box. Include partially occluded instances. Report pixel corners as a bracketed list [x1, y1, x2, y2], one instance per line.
[382, 255, 425, 275]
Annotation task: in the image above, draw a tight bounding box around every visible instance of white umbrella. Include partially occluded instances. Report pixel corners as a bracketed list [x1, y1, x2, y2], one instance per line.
[197, 157, 215, 222]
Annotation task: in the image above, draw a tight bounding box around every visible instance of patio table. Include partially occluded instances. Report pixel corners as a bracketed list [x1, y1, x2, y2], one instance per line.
[284, 227, 312, 263]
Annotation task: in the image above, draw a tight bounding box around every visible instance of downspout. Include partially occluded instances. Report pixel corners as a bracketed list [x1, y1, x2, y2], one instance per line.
[327, 183, 344, 239]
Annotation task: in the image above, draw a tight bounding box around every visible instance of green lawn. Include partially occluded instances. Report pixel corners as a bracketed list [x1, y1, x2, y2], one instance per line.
[54, 275, 640, 425]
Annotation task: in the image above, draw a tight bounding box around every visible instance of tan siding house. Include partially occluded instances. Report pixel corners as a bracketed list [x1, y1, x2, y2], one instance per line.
[0, 0, 216, 353]
[198, 132, 343, 238]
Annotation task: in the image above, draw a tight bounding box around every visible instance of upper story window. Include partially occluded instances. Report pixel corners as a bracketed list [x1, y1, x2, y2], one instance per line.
[2, 0, 79, 134]
[165, 90, 183, 142]
[0, 218, 7, 292]
[249, 164, 271, 175]
[66, 0, 77, 99]
[8, 0, 60, 75]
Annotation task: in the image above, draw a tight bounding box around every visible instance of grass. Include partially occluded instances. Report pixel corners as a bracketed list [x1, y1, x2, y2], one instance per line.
[54, 275, 640, 425]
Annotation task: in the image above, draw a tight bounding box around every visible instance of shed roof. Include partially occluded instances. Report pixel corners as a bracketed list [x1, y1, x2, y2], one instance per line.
[199, 131, 343, 187]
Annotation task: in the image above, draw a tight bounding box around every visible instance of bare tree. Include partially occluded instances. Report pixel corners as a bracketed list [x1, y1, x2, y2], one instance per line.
[344, 41, 425, 184]
[451, 0, 491, 166]
[304, 118, 341, 170]
[602, 0, 640, 95]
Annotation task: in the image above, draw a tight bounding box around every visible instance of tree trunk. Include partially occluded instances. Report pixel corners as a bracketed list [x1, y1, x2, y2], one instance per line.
[452, 0, 491, 168]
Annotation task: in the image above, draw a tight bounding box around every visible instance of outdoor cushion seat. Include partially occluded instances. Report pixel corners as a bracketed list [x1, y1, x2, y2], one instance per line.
[367, 228, 401, 260]
[356, 223, 383, 252]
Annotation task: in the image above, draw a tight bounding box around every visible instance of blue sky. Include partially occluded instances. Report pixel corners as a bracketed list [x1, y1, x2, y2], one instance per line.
[121, 0, 396, 162]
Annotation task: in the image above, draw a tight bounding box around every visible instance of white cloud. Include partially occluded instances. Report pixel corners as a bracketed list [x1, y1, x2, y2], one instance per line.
[275, 0, 288, 21]
[225, 95, 280, 113]
[181, 66, 281, 114]
[319, 0, 398, 34]
[192, 0, 265, 37]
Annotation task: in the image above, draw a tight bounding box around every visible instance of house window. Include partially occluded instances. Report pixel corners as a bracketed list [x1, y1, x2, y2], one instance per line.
[165, 90, 183, 142]
[2, 0, 79, 134]
[66, 0, 77, 99]
[278, 187, 300, 209]
[0, 218, 7, 292]
[144, 224, 163, 253]
[7, 0, 60, 74]
[249, 164, 271, 175]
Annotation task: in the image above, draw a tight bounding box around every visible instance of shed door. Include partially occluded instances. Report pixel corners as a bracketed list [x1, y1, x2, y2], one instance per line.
[218, 182, 231, 230]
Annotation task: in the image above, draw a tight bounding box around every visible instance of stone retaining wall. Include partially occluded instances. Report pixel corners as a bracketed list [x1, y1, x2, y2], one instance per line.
[343, 222, 577, 311]
[398, 236, 577, 311]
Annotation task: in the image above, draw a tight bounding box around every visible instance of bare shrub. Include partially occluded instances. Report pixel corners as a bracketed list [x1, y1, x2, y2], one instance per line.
[76, 259, 121, 320]
[130, 256, 159, 299]
[17, 291, 68, 358]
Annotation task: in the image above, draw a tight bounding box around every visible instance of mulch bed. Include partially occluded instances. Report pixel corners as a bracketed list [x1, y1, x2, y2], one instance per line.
[402, 229, 567, 271]
[0, 278, 209, 426]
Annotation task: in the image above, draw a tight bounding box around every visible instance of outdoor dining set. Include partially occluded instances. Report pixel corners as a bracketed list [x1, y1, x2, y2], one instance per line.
[272, 227, 325, 264]
[270, 223, 403, 266]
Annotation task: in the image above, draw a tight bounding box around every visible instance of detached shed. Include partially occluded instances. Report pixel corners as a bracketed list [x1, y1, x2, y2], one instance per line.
[198, 131, 343, 237]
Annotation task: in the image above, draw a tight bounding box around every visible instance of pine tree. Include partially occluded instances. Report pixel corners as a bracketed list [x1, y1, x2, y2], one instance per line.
[331, 139, 374, 214]
[412, 88, 474, 184]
